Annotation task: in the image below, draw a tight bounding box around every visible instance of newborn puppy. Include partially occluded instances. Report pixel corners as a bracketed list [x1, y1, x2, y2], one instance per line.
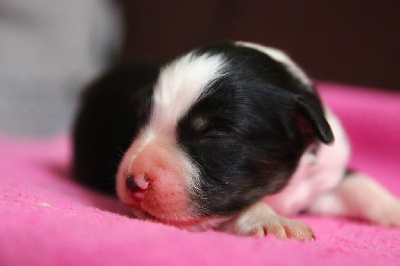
[73, 41, 400, 241]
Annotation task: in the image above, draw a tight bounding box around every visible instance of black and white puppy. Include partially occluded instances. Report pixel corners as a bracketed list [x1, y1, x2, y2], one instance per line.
[73, 41, 400, 241]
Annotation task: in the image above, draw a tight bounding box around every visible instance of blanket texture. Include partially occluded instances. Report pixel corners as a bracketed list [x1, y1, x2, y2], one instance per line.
[1, 83, 399, 265]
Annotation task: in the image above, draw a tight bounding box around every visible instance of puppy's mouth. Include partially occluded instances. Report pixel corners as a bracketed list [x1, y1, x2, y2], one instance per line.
[129, 202, 229, 232]
[128, 197, 199, 226]
[130, 202, 205, 228]
[123, 179, 227, 229]
[123, 175, 198, 226]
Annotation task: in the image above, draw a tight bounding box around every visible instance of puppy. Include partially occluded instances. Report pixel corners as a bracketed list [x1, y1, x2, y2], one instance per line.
[72, 41, 400, 241]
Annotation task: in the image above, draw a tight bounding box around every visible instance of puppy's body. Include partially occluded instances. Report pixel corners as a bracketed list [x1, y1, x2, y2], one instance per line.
[264, 109, 349, 216]
[73, 42, 400, 240]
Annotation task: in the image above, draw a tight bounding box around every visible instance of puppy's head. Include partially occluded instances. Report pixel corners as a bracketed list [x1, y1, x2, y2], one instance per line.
[116, 42, 333, 228]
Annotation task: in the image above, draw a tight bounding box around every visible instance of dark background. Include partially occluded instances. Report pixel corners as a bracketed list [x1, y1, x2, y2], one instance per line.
[119, 1, 399, 91]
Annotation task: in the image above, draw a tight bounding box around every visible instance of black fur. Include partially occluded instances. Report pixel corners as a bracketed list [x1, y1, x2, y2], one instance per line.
[72, 42, 333, 218]
[178, 43, 333, 216]
[72, 64, 158, 194]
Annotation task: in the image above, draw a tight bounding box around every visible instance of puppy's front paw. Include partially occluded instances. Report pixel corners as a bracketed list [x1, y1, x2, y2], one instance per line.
[220, 202, 316, 242]
[249, 216, 316, 241]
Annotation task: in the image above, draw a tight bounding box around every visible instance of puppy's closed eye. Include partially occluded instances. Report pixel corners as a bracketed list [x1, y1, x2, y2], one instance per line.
[192, 116, 210, 133]
[192, 116, 231, 140]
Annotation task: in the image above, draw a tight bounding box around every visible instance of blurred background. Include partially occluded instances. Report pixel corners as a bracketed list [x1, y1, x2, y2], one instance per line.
[1, 1, 399, 137]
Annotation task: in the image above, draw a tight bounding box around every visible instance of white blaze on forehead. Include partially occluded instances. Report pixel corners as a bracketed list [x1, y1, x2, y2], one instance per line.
[236, 41, 312, 88]
[149, 51, 226, 134]
[127, 51, 226, 199]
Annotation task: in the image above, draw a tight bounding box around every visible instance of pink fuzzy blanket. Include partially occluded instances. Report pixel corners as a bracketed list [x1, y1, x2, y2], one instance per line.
[1, 83, 399, 265]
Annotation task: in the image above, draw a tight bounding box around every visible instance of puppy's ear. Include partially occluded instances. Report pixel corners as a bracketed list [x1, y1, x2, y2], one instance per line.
[293, 96, 334, 144]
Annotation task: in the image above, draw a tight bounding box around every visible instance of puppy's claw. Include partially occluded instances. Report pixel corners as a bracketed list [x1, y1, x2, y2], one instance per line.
[251, 227, 266, 238]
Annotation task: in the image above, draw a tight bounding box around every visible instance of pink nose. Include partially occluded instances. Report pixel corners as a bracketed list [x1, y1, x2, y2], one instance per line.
[125, 174, 150, 194]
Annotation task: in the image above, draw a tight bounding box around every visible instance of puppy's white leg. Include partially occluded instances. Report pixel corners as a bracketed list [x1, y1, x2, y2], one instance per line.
[219, 202, 316, 241]
[309, 172, 400, 227]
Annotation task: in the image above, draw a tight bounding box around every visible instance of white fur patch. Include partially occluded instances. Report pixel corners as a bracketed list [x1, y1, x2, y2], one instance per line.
[149, 51, 226, 134]
[235, 41, 312, 88]
[125, 52, 227, 199]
